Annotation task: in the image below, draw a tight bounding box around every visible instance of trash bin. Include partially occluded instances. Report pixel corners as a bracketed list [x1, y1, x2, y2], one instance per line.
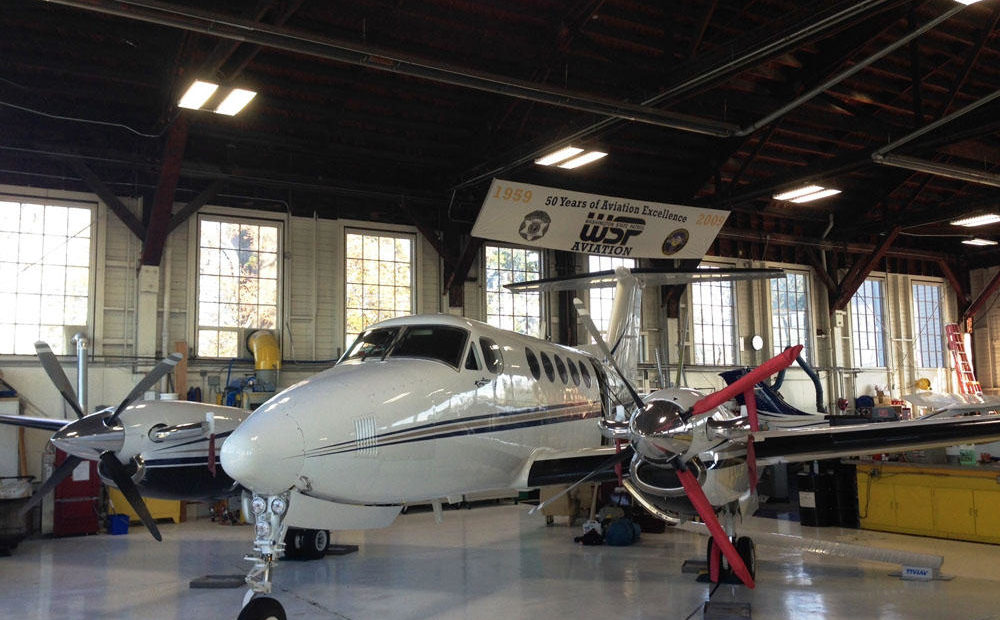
[108, 514, 129, 535]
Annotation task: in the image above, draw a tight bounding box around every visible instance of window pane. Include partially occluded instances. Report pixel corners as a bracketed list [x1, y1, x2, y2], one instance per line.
[0, 199, 92, 353]
[344, 231, 414, 343]
[691, 267, 735, 365]
[587, 255, 636, 339]
[851, 279, 886, 367]
[770, 272, 810, 361]
[197, 217, 282, 357]
[485, 244, 542, 337]
[912, 284, 943, 368]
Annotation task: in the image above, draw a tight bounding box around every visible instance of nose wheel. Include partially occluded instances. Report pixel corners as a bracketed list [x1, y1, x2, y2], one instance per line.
[238, 595, 285, 620]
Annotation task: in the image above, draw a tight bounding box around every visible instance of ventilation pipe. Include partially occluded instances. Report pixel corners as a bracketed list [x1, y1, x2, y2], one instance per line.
[247, 330, 281, 391]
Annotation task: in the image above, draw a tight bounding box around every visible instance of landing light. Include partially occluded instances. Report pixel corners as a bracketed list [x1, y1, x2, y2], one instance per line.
[250, 496, 267, 515]
[270, 497, 287, 515]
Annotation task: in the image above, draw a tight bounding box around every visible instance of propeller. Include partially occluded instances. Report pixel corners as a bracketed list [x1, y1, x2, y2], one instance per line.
[21, 344, 184, 540]
[106, 352, 183, 426]
[99, 452, 162, 541]
[34, 342, 85, 419]
[20, 455, 83, 514]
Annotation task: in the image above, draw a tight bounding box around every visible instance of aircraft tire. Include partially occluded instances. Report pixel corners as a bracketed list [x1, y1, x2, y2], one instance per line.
[238, 596, 286, 620]
[304, 529, 330, 559]
[283, 528, 329, 560]
[735, 536, 756, 581]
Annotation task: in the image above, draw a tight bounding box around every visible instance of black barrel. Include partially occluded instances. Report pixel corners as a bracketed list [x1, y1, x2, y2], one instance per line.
[797, 471, 835, 526]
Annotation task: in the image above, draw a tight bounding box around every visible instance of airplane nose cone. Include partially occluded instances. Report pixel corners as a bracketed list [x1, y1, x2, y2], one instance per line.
[221, 410, 305, 495]
[51, 413, 125, 459]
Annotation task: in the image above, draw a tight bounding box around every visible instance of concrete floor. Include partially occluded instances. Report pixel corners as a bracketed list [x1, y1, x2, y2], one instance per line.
[2, 503, 1000, 619]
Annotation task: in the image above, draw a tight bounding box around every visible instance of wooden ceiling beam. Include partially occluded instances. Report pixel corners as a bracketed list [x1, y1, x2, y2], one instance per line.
[141, 116, 189, 266]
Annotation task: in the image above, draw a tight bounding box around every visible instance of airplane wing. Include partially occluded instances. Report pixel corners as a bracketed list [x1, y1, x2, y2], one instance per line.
[0, 414, 69, 432]
[902, 392, 1000, 418]
[754, 415, 1000, 464]
[506, 267, 784, 292]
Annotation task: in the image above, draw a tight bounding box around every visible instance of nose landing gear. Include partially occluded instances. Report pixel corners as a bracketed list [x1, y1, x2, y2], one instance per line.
[240, 492, 291, 620]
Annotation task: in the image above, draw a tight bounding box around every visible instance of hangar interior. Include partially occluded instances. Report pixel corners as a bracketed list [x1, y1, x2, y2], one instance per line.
[1, 0, 1000, 618]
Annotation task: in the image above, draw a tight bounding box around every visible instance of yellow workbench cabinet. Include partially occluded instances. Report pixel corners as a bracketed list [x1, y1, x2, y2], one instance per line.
[856, 462, 1000, 544]
[107, 488, 182, 526]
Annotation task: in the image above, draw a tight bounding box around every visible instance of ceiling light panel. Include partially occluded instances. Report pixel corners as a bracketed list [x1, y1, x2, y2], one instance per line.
[178, 80, 218, 110]
[962, 238, 997, 246]
[789, 188, 842, 203]
[214, 88, 257, 116]
[558, 151, 608, 169]
[950, 213, 1000, 227]
[773, 185, 824, 201]
[535, 146, 584, 166]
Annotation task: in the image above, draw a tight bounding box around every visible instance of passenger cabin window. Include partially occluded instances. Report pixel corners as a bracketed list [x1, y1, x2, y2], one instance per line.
[526, 348, 540, 380]
[554, 355, 568, 384]
[579, 361, 592, 388]
[390, 325, 469, 369]
[480, 337, 503, 373]
[569, 360, 580, 386]
[343, 327, 399, 361]
[540, 352, 555, 382]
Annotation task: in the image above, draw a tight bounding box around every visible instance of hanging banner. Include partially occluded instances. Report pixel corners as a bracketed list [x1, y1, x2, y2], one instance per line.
[472, 179, 729, 259]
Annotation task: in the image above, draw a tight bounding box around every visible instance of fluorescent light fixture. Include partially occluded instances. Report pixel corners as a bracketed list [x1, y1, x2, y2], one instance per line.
[558, 151, 608, 169]
[178, 80, 219, 110]
[214, 88, 257, 116]
[950, 213, 1000, 227]
[790, 188, 841, 203]
[953, 0, 983, 5]
[535, 146, 584, 166]
[962, 238, 997, 246]
[773, 185, 824, 201]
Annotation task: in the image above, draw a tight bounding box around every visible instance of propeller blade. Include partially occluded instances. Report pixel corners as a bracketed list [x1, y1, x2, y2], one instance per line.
[529, 447, 634, 515]
[20, 454, 83, 514]
[676, 465, 755, 588]
[207, 433, 217, 477]
[690, 345, 802, 417]
[107, 353, 183, 425]
[99, 452, 162, 541]
[572, 298, 644, 411]
[34, 342, 84, 419]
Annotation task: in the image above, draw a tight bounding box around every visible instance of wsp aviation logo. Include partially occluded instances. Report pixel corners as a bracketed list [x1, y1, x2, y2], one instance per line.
[571, 212, 645, 256]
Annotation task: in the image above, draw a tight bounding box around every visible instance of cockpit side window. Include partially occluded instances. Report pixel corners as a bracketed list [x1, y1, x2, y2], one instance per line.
[389, 325, 469, 369]
[465, 346, 480, 370]
[343, 327, 399, 361]
[479, 337, 503, 374]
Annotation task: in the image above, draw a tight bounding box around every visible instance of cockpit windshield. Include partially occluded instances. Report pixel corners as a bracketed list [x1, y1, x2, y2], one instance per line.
[389, 325, 468, 368]
[342, 324, 470, 369]
[343, 327, 400, 361]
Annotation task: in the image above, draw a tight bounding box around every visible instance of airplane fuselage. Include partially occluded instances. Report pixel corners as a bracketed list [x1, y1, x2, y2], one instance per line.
[223, 315, 606, 504]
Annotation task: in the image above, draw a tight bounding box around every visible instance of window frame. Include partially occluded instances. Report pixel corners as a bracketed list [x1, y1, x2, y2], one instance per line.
[688, 262, 738, 366]
[911, 280, 944, 369]
[767, 268, 812, 362]
[850, 277, 887, 368]
[194, 214, 284, 359]
[0, 195, 97, 356]
[343, 227, 417, 346]
[483, 243, 544, 338]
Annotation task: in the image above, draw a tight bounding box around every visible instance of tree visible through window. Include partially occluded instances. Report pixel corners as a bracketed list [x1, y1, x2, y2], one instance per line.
[770, 271, 810, 361]
[912, 283, 943, 368]
[851, 278, 886, 367]
[345, 231, 413, 345]
[0, 199, 92, 354]
[197, 218, 280, 358]
[690, 271, 735, 365]
[485, 245, 541, 337]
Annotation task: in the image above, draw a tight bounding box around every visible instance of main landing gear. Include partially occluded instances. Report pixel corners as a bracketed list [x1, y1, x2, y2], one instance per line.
[239, 492, 290, 620]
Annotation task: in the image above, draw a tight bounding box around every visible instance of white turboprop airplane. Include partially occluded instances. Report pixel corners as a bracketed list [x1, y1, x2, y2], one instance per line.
[219, 268, 1000, 620]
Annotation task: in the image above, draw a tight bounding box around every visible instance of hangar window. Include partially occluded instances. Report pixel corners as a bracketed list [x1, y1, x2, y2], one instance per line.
[690, 267, 736, 365]
[0, 198, 93, 355]
[588, 255, 637, 340]
[769, 271, 810, 361]
[851, 278, 886, 367]
[912, 283, 943, 368]
[525, 347, 540, 380]
[197, 217, 280, 358]
[345, 230, 414, 345]
[484, 244, 542, 338]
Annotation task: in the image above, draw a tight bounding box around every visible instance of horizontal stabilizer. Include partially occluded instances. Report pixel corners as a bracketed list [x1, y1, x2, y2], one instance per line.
[0, 414, 68, 432]
[506, 267, 783, 292]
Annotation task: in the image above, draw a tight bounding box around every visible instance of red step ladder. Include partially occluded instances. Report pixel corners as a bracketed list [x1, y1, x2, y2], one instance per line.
[945, 323, 982, 396]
